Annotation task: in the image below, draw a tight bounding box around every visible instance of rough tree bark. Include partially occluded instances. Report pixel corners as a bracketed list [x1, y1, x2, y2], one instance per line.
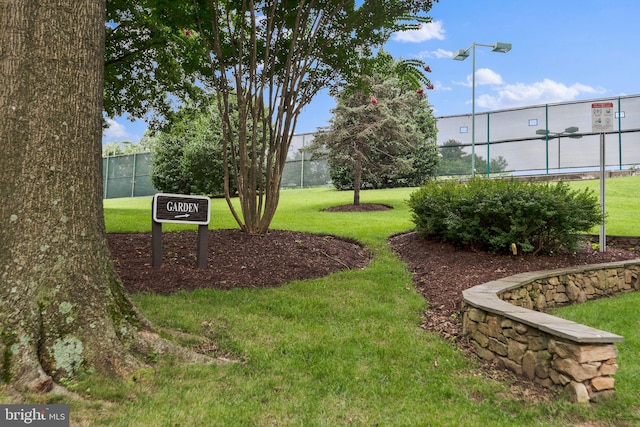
[353, 149, 363, 206]
[0, 0, 162, 392]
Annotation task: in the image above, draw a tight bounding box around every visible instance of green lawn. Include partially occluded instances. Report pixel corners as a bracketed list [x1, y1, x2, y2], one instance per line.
[8, 176, 640, 426]
[569, 174, 640, 236]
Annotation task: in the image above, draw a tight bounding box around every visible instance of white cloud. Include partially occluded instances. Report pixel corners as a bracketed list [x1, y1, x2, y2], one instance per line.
[393, 20, 445, 43]
[103, 118, 130, 141]
[434, 81, 452, 92]
[456, 68, 504, 87]
[476, 78, 604, 110]
[417, 48, 454, 59]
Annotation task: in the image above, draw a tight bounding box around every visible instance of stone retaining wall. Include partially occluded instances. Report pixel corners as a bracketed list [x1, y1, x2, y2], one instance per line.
[462, 260, 640, 402]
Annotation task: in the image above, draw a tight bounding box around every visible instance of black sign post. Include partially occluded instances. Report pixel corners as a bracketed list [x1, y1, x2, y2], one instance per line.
[152, 193, 211, 268]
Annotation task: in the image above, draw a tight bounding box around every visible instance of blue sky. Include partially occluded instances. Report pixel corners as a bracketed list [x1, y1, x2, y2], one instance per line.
[103, 0, 639, 143]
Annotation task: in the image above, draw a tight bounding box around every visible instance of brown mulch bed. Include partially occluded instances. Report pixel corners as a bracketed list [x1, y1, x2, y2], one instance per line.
[110, 229, 371, 295]
[388, 232, 639, 339]
[323, 203, 392, 212]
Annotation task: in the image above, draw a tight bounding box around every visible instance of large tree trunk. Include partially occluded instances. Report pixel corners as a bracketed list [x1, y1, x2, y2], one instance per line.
[0, 0, 151, 392]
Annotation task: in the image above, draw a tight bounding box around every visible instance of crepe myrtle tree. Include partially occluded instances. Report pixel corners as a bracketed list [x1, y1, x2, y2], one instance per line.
[154, 0, 438, 234]
[311, 51, 438, 205]
[0, 0, 205, 393]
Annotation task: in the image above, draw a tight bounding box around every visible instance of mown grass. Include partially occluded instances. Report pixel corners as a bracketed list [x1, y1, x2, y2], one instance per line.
[569, 174, 640, 236]
[8, 176, 640, 425]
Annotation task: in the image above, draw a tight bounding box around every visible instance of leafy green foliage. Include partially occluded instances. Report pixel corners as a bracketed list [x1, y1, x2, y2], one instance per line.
[205, 1, 438, 230]
[327, 139, 438, 190]
[94, 183, 640, 425]
[408, 178, 603, 254]
[102, 140, 150, 156]
[149, 104, 233, 197]
[104, 0, 206, 125]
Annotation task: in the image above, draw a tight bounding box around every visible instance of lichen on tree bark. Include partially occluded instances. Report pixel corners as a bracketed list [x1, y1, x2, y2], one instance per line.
[0, 0, 190, 393]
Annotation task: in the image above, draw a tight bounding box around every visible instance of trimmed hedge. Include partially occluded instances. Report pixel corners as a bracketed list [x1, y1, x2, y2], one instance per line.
[408, 178, 603, 254]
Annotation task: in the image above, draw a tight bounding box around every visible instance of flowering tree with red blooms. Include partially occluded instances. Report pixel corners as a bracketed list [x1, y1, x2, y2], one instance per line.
[147, 0, 439, 234]
[310, 51, 439, 205]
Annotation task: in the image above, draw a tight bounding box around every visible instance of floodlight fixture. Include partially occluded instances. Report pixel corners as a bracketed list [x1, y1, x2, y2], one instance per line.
[452, 49, 470, 61]
[491, 42, 512, 53]
[535, 127, 582, 173]
[537, 127, 581, 138]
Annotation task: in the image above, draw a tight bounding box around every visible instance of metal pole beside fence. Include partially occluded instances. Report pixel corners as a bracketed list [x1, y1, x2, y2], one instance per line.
[599, 132, 606, 252]
[131, 152, 137, 197]
[486, 113, 491, 176]
[103, 155, 110, 199]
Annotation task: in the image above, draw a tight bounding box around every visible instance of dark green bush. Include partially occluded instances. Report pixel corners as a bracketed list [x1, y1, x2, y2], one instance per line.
[407, 178, 603, 254]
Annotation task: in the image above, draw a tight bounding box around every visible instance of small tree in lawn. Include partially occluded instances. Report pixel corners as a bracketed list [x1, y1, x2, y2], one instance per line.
[154, 0, 439, 233]
[311, 51, 438, 204]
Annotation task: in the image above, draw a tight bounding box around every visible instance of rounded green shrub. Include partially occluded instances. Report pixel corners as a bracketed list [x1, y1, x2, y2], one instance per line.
[408, 178, 603, 254]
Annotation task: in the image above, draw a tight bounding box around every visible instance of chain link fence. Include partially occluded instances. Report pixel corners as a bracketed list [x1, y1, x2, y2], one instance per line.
[103, 95, 640, 198]
[103, 152, 156, 199]
[102, 133, 330, 198]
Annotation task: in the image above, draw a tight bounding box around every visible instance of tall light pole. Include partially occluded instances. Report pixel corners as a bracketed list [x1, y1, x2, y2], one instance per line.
[453, 42, 511, 176]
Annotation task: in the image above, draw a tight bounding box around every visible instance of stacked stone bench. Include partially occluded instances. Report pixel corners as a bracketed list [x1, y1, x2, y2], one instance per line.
[462, 259, 640, 402]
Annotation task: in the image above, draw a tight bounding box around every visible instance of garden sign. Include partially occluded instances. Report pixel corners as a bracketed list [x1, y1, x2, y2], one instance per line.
[152, 193, 211, 268]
